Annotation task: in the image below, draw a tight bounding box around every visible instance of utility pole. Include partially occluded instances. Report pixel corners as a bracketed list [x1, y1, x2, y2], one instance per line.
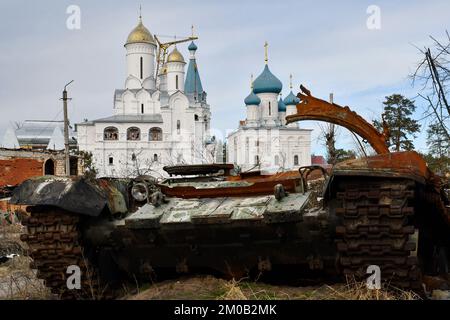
[62, 80, 74, 176]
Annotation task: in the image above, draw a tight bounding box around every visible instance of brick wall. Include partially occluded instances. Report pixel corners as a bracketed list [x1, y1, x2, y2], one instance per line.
[0, 149, 83, 188]
[0, 158, 44, 187]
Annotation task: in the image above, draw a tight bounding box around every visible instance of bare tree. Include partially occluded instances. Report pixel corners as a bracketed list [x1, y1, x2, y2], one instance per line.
[412, 31, 450, 141]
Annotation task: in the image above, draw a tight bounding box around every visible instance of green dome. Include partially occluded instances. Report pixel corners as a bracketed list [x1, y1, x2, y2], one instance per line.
[253, 65, 282, 94]
[283, 91, 300, 105]
[278, 98, 286, 112]
[244, 91, 261, 105]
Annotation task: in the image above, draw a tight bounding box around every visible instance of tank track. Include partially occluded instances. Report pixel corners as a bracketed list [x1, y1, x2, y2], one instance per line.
[335, 179, 422, 290]
[20, 208, 101, 299]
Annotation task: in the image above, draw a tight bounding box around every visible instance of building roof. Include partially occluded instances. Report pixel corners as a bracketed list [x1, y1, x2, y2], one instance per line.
[253, 65, 282, 94]
[244, 91, 261, 106]
[311, 155, 327, 165]
[15, 121, 76, 147]
[185, 55, 204, 98]
[46, 126, 65, 151]
[125, 18, 155, 46]
[167, 47, 185, 63]
[284, 91, 300, 106]
[86, 114, 163, 124]
[114, 88, 156, 100]
[278, 97, 286, 112]
[188, 41, 198, 51]
[1, 127, 20, 149]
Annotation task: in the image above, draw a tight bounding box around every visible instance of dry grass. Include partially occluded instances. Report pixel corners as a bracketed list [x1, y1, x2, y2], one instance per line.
[221, 276, 420, 300]
[0, 255, 54, 300]
[320, 276, 421, 300]
[129, 275, 421, 301]
[0, 223, 54, 300]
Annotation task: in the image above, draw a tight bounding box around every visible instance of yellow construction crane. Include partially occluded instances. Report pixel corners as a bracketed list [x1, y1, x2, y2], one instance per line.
[154, 26, 198, 82]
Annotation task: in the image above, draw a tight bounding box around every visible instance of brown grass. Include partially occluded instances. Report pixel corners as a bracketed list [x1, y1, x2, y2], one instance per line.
[128, 275, 421, 301]
[0, 255, 54, 300]
[0, 223, 54, 300]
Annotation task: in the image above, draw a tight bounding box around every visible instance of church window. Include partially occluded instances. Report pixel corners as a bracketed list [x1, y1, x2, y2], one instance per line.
[177, 120, 181, 134]
[294, 155, 299, 166]
[194, 114, 199, 121]
[153, 154, 158, 162]
[140, 57, 143, 79]
[104, 127, 119, 141]
[176, 75, 179, 90]
[127, 127, 141, 141]
[269, 102, 271, 116]
[141, 103, 144, 114]
[108, 157, 114, 165]
[149, 127, 162, 141]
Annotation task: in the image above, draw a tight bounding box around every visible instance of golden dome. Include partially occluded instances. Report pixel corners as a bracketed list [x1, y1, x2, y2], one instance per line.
[167, 47, 185, 63]
[126, 19, 155, 45]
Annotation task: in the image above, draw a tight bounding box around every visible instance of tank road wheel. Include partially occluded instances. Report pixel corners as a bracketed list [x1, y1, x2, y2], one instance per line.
[20, 208, 102, 299]
[334, 179, 422, 291]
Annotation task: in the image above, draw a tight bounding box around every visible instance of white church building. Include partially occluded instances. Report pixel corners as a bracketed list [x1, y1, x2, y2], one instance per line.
[76, 16, 215, 178]
[227, 46, 312, 172]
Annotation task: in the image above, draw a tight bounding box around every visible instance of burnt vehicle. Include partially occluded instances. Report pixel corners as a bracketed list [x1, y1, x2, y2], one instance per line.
[10, 87, 450, 298]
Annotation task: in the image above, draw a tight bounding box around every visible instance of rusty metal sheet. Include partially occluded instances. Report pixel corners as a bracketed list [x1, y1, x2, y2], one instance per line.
[332, 151, 432, 184]
[285, 90, 389, 155]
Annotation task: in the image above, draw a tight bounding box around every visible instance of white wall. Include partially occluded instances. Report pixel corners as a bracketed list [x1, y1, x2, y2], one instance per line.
[227, 128, 312, 171]
[124, 43, 156, 90]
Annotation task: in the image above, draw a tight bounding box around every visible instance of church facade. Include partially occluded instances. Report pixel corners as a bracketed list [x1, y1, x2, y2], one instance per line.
[76, 16, 214, 178]
[227, 47, 312, 172]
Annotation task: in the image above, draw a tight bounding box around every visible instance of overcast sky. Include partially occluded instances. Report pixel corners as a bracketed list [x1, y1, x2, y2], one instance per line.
[0, 0, 449, 155]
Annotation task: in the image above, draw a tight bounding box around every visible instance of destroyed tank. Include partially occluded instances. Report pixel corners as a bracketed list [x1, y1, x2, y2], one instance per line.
[10, 87, 450, 298]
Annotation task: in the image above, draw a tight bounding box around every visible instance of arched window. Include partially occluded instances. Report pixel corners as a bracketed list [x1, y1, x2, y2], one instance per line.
[140, 57, 143, 79]
[274, 155, 279, 166]
[269, 102, 271, 116]
[153, 154, 158, 162]
[127, 127, 141, 141]
[149, 127, 162, 141]
[194, 114, 199, 121]
[176, 75, 179, 90]
[177, 120, 181, 134]
[255, 155, 260, 165]
[44, 159, 55, 175]
[104, 127, 119, 141]
[141, 103, 144, 114]
[294, 155, 299, 166]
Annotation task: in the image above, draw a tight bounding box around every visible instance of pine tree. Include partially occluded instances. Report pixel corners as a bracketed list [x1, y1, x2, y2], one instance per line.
[425, 123, 450, 174]
[427, 122, 450, 157]
[373, 94, 420, 152]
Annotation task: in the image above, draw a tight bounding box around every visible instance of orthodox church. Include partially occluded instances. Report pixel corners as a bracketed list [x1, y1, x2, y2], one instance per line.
[227, 43, 312, 171]
[76, 15, 215, 178]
